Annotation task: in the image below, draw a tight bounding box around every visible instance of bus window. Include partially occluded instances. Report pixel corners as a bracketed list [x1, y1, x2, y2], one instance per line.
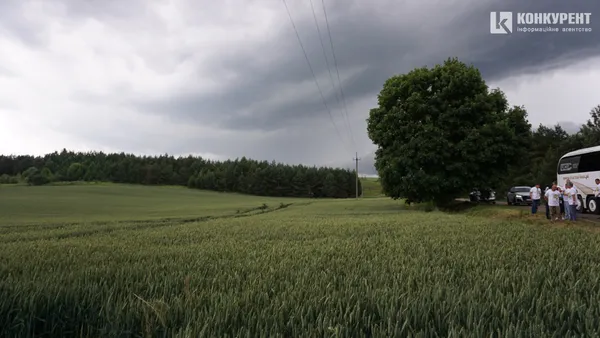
[558, 155, 580, 174]
[578, 151, 600, 172]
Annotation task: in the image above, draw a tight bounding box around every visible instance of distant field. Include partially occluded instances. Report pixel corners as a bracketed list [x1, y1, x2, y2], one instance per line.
[2, 183, 600, 336]
[360, 177, 383, 197]
[0, 183, 312, 224]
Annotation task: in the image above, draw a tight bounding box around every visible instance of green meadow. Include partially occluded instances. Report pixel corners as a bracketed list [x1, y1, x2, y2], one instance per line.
[1, 183, 600, 337]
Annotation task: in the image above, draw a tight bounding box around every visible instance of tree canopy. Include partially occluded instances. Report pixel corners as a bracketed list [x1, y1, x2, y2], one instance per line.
[367, 58, 532, 206]
[506, 105, 600, 190]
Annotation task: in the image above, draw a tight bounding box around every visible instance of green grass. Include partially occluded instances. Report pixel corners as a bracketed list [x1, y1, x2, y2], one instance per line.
[0, 183, 311, 225]
[360, 177, 383, 198]
[2, 184, 600, 336]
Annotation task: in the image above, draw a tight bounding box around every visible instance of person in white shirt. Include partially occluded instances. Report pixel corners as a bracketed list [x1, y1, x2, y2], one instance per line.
[529, 184, 541, 215]
[544, 186, 550, 219]
[566, 182, 577, 221]
[544, 184, 561, 222]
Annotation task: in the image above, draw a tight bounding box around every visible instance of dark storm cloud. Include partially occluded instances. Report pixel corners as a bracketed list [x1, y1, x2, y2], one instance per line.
[132, 6, 420, 131]
[5, 0, 595, 133]
[460, 0, 600, 79]
[1, 0, 598, 167]
[130, 0, 600, 133]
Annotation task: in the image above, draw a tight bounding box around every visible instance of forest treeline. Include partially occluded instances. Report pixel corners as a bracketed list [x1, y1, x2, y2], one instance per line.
[501, 105, 600, 192]
[0, 152, 361, 198]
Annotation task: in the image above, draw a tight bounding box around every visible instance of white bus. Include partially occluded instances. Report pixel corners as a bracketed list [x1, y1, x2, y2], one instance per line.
[557, 145, 600, 213]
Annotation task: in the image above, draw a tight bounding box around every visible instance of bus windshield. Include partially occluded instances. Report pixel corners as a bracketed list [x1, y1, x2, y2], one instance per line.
[558, 155, 580, 174]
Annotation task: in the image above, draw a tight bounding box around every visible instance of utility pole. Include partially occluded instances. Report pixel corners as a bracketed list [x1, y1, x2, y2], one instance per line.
[354, 152, 360, 199]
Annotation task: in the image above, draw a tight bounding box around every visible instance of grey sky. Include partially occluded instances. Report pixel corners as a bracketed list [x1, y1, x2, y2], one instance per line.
[0, 0, 599, 175]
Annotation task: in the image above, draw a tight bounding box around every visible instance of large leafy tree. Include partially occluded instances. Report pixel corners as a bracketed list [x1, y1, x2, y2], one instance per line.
[367, 58, 530, 206]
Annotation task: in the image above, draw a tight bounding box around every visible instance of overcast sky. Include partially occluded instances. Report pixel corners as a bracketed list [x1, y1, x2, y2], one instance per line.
[1, 0, 599, 174]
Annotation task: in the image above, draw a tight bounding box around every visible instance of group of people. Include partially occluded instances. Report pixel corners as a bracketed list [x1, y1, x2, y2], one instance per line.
[529, 181, 577, 222]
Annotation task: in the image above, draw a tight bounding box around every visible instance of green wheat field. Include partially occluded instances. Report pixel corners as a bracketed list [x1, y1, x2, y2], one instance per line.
[1, 182, 600, 337]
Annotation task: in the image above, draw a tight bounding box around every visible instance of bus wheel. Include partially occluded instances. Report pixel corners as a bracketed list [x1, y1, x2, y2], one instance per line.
[587, 197, 599, 214]
[577, 196, 585, 213]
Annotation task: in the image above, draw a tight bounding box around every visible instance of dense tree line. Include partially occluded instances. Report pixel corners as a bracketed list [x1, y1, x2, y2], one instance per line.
[0, 151, 361, 198]
[503, 105, 600, 192]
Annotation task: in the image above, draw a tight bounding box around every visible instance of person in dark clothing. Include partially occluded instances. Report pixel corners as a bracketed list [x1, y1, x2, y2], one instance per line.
[558, 186, 565, 220]
[544, 186, 551, 219]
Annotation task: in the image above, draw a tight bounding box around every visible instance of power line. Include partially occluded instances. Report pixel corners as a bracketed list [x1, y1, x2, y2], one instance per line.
[281, 0, 351, 155]
[308, 0, 353, 149]
[321, 0, 356, 149]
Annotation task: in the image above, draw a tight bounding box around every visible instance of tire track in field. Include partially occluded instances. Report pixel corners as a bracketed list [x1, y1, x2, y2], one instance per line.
[0, 202, 302, 244]
[1, 202, 309, 233]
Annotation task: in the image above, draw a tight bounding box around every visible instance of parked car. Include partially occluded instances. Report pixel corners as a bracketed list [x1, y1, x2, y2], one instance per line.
[469, 188, 496, 204]
[506, 186, 532, 205]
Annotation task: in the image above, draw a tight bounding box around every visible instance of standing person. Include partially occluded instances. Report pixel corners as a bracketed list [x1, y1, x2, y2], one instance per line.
[544, 186, 551, 219]
[557, 185, 565, 220]
[562, 183, 571, 221]
[572, 182, 579, 216]
[595, 178, 600, 202]
[545, 184, 561, 222]
[567, 182, 577, 221]
[530, 184, 541, 214]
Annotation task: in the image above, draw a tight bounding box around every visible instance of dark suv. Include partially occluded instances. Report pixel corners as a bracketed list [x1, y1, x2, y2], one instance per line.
[506, 186, 532, 205]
